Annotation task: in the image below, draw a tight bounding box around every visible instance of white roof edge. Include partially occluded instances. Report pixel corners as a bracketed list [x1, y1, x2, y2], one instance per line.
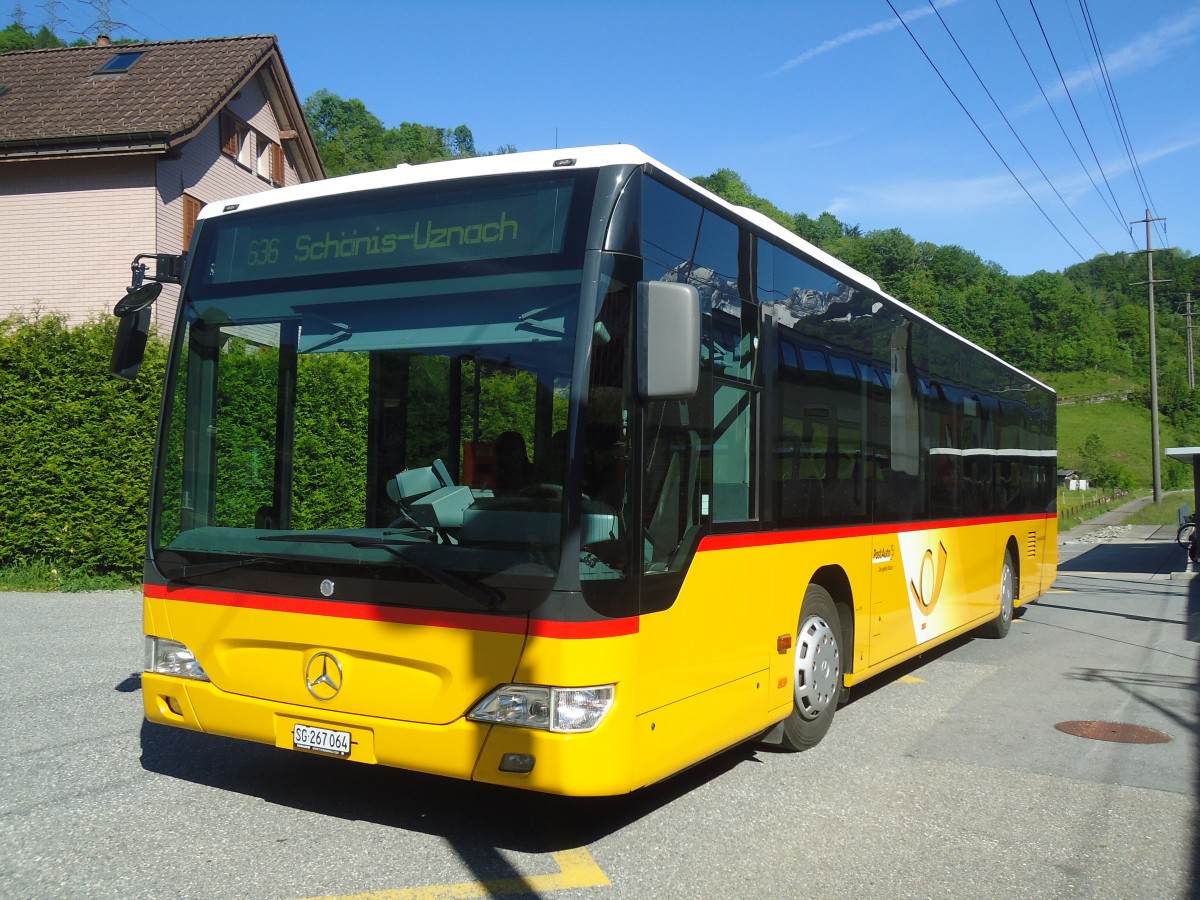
[194, 145, 658, 220]
[194, 143, 1053, 396]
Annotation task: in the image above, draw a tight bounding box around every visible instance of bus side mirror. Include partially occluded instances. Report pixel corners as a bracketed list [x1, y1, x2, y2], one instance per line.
[109, 282, 161, 381]
[109, 307, 151, 381]
[637, 281, 700, 400]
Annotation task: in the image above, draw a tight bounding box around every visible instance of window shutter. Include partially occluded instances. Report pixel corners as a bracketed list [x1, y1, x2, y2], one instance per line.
[220, 115, 237, 158]
[183, 194, 201, 248]
[271, 141, 285, 186]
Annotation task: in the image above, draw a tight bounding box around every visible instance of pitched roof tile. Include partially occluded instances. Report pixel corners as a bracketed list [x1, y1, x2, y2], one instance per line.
[0, 36, 279, 147]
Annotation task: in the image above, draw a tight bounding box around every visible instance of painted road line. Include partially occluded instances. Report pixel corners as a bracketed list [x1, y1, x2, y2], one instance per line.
[303, 846, 609, 900]
[897, 675, 925, 683]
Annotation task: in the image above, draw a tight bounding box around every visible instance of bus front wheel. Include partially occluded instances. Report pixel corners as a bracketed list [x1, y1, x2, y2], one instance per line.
[781, 585, 842, 751]
[979, 552, 1015, 639]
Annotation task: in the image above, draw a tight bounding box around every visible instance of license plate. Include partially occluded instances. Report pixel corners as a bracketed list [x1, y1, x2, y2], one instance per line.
[293, 723, 352, 757]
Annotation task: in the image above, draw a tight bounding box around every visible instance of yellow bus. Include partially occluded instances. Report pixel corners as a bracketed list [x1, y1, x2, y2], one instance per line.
[113, 145, 1057, 795]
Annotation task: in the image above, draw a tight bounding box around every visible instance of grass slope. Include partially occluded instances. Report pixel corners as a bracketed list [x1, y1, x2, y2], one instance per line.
[1058, 400, 1196, 490]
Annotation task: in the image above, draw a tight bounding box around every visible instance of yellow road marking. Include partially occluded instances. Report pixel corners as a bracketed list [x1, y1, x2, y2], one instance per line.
[897, 675, 924, 683]
[304, 846, 609, 900]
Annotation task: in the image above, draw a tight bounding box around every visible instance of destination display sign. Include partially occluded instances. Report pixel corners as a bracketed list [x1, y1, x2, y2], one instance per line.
[204, 180, 577, 285]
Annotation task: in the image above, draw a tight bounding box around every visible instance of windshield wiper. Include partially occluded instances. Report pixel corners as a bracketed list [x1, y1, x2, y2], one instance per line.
[302, 315, 355, 353]
[257, 534, 503, 610]
[516, 306, 566, 338]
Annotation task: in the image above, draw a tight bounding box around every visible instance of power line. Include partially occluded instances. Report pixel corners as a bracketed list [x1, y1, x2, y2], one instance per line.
[1025, 0, 1137, 249]
[1076, 0, 1167, 247]
[110, 0, 182, 41]
[993, 0, 1128, 241]
[884, 0, 1087, 263]
[928, 1, 1109, 255]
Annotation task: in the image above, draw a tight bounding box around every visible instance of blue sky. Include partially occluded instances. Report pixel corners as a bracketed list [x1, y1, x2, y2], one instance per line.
[33, 0, 1200, 277]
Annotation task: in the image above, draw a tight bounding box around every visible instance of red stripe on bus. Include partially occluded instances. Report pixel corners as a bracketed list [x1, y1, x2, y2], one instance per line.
[698, 512, 1056, 552]
[145, 584, 638, 638]
[146, 584, 529, 634]
[528, 617, 640, 638]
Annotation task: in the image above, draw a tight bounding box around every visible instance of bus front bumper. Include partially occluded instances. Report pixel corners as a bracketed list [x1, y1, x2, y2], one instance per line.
[142, 672, 635, 796]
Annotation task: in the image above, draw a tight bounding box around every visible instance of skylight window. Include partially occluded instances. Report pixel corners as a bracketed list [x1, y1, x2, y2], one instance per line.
[95, 51, 145, 74]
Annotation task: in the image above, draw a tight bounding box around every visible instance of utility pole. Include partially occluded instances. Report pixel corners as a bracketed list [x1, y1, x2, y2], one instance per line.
[1187, 293, 1195, 391]
[1131, 209, 1169, 503]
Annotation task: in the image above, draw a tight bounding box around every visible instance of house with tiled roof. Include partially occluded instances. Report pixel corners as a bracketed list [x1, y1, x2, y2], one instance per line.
[0, 35, 324, 331]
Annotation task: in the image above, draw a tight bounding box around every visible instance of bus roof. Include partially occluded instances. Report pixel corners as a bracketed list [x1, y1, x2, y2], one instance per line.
[197, 144, 1054, 396]
[197, 145, 877, 289]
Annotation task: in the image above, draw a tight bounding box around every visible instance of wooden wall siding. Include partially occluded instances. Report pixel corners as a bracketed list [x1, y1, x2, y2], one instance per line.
[1, 73, 304, 333]
[0, 157, 157, 327]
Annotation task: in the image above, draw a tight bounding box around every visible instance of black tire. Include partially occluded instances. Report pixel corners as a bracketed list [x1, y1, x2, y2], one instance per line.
[1177, 522, 1198, 563]
[1176, 521, 1195, 549]
[979, 552, 1015, 639]
[780, 585, 843, 751]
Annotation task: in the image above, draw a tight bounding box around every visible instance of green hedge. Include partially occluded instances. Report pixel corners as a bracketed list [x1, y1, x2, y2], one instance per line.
[0, 316, 564, 580]
[0, 314, 166, 577]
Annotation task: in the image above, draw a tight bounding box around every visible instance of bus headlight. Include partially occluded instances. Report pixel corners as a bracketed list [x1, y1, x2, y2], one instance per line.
[469, 684, 614, 733]
[145, 636, 209, 681]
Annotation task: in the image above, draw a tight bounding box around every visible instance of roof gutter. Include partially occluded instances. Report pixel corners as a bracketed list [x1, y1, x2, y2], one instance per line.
[0, 131, 171, 161]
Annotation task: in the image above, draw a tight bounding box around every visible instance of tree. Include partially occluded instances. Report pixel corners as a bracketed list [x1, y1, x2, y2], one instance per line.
[302, 89, 393, 177]
[302, 91, 491, 176]
[451, 125, 476, 158]
[0, 22, 35, 52]
[794, 211, 855, 248]
[829, 228, 921, 297]
[1077, 432, 1135, 492]
[692, 168, 793, 230]
[31, 24, 64, 48]
[389, 122, 455, 165]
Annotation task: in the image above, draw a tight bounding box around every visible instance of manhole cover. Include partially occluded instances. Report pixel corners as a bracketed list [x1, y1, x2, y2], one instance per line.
[1054, 720, 1172, 744]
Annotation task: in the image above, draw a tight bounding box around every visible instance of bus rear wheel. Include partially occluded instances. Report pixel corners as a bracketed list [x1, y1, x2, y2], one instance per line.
[781, 585, 842, 751]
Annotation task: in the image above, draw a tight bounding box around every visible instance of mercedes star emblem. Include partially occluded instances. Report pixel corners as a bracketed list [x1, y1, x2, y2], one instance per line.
[304, 651, 343, 701]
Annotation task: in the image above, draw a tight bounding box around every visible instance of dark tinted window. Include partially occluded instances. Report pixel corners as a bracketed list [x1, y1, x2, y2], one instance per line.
[641, 178, 701, 280]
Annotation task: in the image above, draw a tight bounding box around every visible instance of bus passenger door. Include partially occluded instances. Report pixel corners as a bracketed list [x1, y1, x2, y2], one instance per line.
[871, 320, 921, 665]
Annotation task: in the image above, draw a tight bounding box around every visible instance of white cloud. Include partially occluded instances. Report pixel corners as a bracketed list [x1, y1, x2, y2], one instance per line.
[1018, 8, 1200, 114]
[825, 170, 1023, 219]
[1137, 132, 1200, 166]
[770, 0, 961, 75]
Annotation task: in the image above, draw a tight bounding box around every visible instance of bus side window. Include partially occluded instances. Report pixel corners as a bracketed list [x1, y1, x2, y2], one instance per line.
[643, 399, 703, 573]
[695, 209, 756, 523]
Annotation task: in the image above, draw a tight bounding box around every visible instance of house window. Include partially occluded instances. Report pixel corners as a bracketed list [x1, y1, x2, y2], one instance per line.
[183, 194, 201, 249]
[256, 135, 284, 185]
[220, 114, 252, 168]
[95, 51, 144, 74]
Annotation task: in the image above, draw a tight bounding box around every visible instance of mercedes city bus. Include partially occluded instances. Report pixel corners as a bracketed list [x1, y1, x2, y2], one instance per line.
[112, 145, 1057, 795]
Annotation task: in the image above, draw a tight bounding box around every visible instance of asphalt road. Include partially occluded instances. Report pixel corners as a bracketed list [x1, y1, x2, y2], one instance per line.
[2, 528, 1197, 900]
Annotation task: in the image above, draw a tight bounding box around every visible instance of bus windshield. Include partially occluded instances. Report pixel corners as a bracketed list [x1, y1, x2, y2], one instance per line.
[151, 173, 598, 610]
